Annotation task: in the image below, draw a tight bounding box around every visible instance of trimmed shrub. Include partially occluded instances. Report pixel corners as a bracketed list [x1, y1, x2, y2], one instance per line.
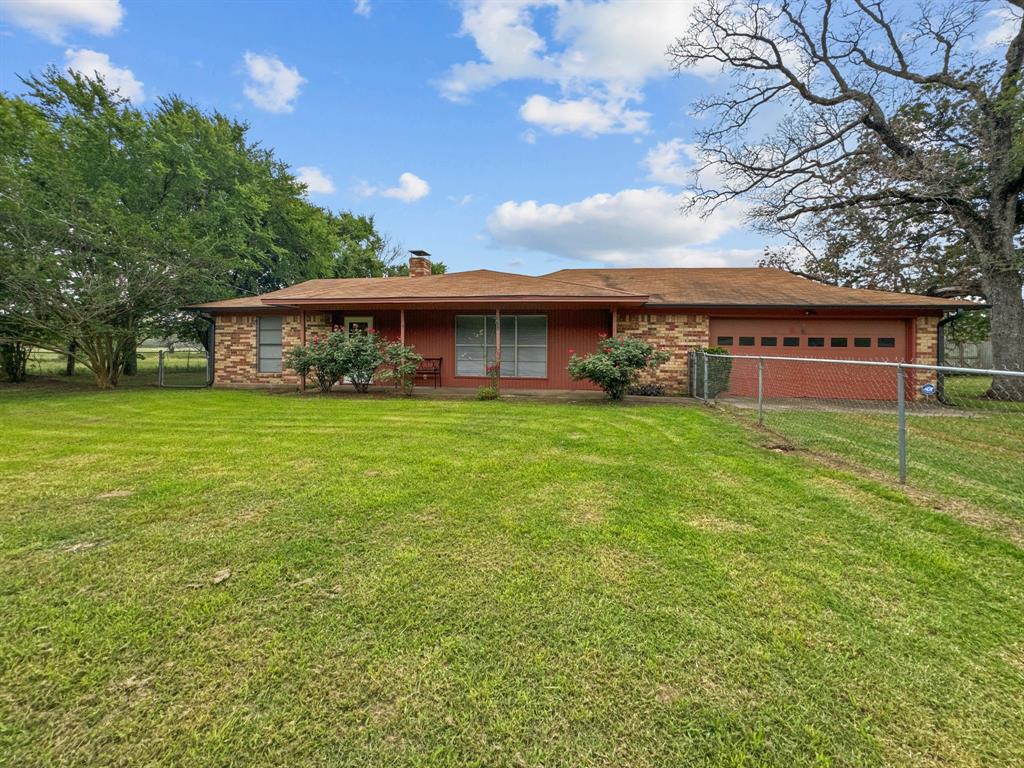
[476, 385, 498, 401]
[568, 337, 670, 400]
[627, 382, 666, 397]
[695, 345, 733, 398]
[337, 329, 385, 393]
[285, 334, 346, 393]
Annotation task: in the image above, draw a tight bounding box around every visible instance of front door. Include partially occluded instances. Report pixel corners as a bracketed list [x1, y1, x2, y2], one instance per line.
[344, 316, 374, 336]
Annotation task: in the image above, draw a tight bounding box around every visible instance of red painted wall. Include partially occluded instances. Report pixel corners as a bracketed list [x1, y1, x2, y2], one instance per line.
[330, 308, 609, 389]
[708, 316, 911, 400]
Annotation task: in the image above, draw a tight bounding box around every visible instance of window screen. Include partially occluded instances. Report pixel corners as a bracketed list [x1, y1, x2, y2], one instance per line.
[455, 315, 547, 378]
[257, 316, 283, 373]
[716, 336, 733, 346]
[854, 337, 871, 348]
[783, 337, 800, 347]
[808, 337, 825, 347]
[830, 337, 848, 347]
[761, 336, 777, 346]
[878, 337, 896, 348]
[739, 336, 755, 347]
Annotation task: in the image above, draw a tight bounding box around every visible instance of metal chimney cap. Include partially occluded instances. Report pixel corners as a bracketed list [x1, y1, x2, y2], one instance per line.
[409, 250, 431, 257]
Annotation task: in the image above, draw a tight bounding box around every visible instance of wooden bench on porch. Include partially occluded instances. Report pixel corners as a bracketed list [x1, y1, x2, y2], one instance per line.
[415, 357, 442, 388]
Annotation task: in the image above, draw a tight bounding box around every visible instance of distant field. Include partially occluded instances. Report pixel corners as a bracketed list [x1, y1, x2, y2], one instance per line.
[1, 387, 1022, 766]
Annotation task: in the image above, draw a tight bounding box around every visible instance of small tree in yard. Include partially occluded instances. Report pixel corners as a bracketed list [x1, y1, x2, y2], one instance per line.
[1, 341, 31, 382]
[568, 337, 670, 400]
[378, 341, 423, 396]
[285, 334, 347, 393]
[337, 329, 385, 393]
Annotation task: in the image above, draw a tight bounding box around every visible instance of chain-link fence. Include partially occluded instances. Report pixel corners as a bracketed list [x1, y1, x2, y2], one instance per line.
[691, 351, 1024, 514]
[157, 348, 210, 388]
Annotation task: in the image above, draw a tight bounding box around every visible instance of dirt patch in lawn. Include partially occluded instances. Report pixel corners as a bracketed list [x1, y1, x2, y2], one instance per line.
[95, 489, 133, 499]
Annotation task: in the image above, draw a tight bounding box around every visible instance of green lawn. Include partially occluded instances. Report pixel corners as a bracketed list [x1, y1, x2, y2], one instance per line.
[2, 387, 1023, 766]
[734, 406, 1024, 521]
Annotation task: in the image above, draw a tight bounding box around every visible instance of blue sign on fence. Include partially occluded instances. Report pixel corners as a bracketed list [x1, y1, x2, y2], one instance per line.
[920, 383, 937, 396]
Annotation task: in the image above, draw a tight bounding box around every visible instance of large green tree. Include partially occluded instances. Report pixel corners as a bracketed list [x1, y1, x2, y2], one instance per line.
[0, 69, 390, 387]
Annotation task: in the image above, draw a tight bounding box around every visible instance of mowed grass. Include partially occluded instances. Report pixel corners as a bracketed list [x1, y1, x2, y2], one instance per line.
[739, 408, 1024, 521]
[1, 387, 1023, 767]
[725, 376, 1024, 521]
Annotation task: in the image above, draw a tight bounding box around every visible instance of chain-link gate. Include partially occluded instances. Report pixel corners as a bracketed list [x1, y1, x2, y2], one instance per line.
[157, 348, 210, 388]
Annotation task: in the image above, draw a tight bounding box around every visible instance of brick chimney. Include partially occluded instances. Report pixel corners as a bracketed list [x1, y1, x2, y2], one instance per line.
[408, 250, 432, 277]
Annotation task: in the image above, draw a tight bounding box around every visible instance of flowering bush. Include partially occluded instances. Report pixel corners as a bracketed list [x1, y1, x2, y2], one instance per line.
[568, 337, 670, 400]
[379, 341, 423, 396]
[337, 329, 385, 393]
[285, 333, 347, 393]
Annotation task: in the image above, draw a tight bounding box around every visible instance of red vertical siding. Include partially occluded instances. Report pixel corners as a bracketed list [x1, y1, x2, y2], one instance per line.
[389, 308, 609, 390]
[709, 317, 910, 400]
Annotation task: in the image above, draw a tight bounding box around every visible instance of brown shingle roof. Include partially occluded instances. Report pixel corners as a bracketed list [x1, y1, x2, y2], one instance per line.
[188, 266, 980, 312]
[185, 295, 269, 311]
[190, 269, 647, 309]
[544, 268, 978, 308]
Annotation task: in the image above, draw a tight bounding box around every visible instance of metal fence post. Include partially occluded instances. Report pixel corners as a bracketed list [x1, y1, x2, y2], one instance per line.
[896, 364, 906, 484]
[757, 357, 764, 426]
[158, 350, 164, 387]
[702, 351, 709, 402]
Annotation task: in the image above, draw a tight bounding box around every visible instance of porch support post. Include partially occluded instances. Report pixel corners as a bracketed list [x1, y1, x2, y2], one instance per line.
[611, 306, 618, 337]
[494, 307, 501, 394]
[400, 308, 405, 346]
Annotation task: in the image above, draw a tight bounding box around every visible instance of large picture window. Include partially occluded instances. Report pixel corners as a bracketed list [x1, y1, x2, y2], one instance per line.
[455, 315, 547, 378]
[257, 316, 283, 373]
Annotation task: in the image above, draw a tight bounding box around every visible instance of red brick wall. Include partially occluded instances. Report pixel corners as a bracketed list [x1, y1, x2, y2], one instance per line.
[213, 313, 303, 387]
[616, 311, 710, 394]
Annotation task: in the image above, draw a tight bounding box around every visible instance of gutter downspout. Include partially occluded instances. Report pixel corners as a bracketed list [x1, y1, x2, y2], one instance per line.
[200, 313, 215, 387]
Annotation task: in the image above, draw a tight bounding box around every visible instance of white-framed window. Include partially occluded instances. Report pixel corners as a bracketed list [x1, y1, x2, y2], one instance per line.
[257, 316, 283, 373]
[455, 315, 547, 378]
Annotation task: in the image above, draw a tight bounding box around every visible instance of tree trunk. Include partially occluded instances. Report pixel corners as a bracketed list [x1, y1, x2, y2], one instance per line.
[64, 339, 77, 376]
[122, 338, 138, 376]
[983, 269, 1024, 400]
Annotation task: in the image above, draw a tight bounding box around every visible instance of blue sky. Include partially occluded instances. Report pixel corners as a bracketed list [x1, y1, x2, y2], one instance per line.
[2, 1, 1014, 275]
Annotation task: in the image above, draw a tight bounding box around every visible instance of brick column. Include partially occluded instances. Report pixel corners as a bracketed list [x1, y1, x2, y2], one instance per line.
[616, 312, 710, 394]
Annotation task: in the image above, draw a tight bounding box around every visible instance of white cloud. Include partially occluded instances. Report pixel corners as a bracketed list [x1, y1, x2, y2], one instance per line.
[980, 7, 1022, 48]
[520, 94, 650, 136]
[64, 48, 143, 102]
[643, 139, 730, 190]
[295, 166, 336, 195]
[448, 193, 473, 206]
[3, 0, 123, 43]
[242, 52, 305, 114]
[356, 172, 431, 203]
[643, 139, 697, 185]
[353, 0, 371, 17]
[487, 186, 751, 266]
[440, 0, 700, 135]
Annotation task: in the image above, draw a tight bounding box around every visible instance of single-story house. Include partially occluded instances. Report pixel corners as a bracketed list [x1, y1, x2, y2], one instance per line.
[189, 252, 975, 397]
